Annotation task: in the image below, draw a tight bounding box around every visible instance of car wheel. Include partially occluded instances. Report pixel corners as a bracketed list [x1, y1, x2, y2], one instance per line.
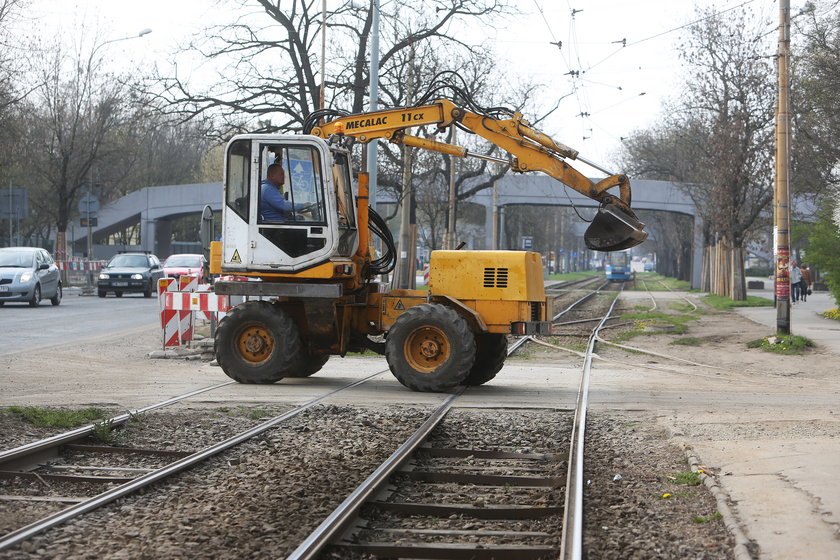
[143, 281, 152, 298]
[50, 283, 62, 306]
[29, 284, 41, 307]
[115, 291, 123, 298]
[98, 290, 107, 298]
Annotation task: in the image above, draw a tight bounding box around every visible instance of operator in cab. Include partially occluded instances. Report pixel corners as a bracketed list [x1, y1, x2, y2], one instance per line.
[259, 162, 308, 222]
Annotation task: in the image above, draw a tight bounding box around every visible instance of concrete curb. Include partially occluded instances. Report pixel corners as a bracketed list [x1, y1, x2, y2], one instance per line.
[684, 448, 755, 560]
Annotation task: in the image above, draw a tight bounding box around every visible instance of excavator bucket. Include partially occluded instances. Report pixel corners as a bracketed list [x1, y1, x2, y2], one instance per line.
[584, 202, 648, 251]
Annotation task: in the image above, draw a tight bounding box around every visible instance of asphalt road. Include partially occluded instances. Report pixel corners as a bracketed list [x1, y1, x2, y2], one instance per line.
[0, 289, 161, 355]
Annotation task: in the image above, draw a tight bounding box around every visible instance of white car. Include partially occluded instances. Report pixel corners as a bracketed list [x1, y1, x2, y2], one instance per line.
[0, 247, 62, 307]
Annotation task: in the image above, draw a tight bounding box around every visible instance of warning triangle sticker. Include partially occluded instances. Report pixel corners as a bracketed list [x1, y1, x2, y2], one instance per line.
[231, 249, 242, 263]
[394, 300, 405, 310]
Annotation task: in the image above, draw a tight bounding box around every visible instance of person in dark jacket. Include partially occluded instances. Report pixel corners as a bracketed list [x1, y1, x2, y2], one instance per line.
[800, 264, 812, 302]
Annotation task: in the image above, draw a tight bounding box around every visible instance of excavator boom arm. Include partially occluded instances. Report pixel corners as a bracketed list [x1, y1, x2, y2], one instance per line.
[312, 99, 647, 251]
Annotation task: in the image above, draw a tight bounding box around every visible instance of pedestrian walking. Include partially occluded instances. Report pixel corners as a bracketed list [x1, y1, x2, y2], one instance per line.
[800, 264, 812, 302]
[790, 262, 802, 302]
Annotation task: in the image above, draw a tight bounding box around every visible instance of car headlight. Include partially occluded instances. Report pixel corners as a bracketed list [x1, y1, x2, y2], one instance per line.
[20, 272, 32, 282]
[131, 273, 144, 280]
[99, 273, 110, 280]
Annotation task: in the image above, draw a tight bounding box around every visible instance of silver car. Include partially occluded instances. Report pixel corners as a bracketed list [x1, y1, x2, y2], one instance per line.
[0, 247, 62, 307]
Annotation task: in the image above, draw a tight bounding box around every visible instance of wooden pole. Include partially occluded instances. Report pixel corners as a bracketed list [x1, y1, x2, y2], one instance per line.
[775, 0, 792, 334]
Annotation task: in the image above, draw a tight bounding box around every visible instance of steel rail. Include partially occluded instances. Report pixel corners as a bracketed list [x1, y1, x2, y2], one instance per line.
[656, 279, 698, 311]
[0, 370, 389, 552]
[286, 389, 464, 560]
[560, 285, 622, 560]
[0, 382, 235, 469]
[552, 280, 610, 322]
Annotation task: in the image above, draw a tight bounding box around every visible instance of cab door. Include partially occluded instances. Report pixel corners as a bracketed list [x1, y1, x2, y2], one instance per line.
[221, 135, 338, 273]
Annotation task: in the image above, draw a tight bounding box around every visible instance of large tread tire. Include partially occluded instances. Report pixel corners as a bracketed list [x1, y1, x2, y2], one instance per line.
[385, 303, 476, 392]
[215, 301, 302, 384]
[462, 333, 507, 386]
[286, 352, 330, 378]
[50, 284, 62, 306]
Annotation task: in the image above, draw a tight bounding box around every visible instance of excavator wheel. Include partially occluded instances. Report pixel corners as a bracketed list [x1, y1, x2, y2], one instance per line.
[215, 301, 302, 384]
[385, 303, 476, 392]
[462, 333, 507, 386]
[286, 352, 330, 378]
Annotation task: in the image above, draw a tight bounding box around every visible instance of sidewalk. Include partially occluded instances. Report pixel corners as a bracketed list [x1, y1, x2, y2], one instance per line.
[736, 277, 840, 356]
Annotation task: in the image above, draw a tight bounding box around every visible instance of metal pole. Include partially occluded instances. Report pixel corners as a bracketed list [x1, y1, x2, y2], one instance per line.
[366, 0, 380, 210]
[8, 180, 11, 247]
[446, 126, 457, 249]
[396, 44, 415, 289]
[320, 0, 326, 113]
[492, 181, 498, 250]
[774, 0, 792, 334]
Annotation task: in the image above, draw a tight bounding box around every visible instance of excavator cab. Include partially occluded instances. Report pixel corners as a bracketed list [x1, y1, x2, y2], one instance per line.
[584, 201, 648, 252]
[221, 134, 358, 273]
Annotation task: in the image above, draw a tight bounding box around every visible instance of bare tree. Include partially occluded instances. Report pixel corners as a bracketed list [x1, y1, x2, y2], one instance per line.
[620, 6, 775, 299]
[151, 0, 513, 137]
[18, 39, 136, 257]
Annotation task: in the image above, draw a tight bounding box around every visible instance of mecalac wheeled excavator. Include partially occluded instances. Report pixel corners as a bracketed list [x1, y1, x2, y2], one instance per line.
[209, 86, 647, 392]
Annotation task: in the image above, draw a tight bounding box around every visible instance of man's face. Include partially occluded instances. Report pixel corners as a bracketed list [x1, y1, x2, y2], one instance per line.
[269, 166, 284, 186]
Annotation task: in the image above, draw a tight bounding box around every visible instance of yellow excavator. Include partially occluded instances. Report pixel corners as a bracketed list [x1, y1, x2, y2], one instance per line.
[209, 94, 646, 392]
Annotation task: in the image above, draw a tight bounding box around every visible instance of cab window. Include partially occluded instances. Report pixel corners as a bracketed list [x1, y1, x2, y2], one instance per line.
[258, 144, 326, 225]
[225, 139, 251, 221]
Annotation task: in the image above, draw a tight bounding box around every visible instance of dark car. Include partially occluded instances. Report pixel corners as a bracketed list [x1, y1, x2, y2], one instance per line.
[98, 252, 164, 298]
[0, 247, 62, 307]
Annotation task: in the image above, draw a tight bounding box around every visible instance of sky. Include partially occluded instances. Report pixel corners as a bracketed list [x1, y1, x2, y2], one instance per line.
[14, 0, 814, 167]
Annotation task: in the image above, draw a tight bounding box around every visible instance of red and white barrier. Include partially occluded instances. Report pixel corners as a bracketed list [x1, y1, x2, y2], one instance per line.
[158, 278, 180, 348]
[422, 263, 430, 286]
[57, 260, 106, 271]
[158, 275, 231, 350]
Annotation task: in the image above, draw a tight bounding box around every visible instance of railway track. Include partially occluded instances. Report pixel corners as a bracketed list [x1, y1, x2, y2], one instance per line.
[282, 286, 623, 560]
[0, 372, 389, 552]
[1, 276, 629, 558]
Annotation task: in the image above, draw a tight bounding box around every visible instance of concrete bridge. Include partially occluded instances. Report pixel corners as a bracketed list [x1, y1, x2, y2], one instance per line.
[77, 176, 701, 286]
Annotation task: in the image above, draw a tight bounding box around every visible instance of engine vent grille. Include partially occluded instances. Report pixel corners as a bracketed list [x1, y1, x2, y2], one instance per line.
[483, 267, 509, 288]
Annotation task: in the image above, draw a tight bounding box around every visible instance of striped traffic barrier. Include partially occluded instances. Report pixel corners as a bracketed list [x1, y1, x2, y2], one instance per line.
[157, 278, 180, 348]
[176, 275, 200, 343]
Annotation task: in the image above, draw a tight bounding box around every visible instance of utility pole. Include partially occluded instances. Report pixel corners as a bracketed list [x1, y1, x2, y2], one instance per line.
[367, 0, 380, 211]
[445, 126, 457, 249]
[774, 0, 792, 334]
[396, 43, 415, 288]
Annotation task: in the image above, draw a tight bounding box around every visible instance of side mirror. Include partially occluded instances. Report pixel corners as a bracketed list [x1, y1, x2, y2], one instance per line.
[39, 263, 50, 270]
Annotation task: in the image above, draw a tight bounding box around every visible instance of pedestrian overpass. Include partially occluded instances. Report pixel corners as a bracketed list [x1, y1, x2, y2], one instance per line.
[79, 177, 701, 287]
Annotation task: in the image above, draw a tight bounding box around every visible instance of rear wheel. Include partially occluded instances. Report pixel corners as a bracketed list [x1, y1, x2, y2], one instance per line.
[28, 285, 41, 307]
[50, 284, 62, 306]
[215, 301, 302, 384]
[385, 303, 475, 392]
[462, 333, 507, 386]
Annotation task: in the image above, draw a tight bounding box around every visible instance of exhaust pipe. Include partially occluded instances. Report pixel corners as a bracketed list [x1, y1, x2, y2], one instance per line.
[584, 202, 648, 252]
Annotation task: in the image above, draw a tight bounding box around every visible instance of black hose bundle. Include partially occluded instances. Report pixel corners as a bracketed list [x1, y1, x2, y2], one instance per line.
[367, 207, 396, 277]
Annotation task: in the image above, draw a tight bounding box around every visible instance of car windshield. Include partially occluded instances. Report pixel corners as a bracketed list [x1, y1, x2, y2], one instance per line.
[164, 256, 201, 267]
[108, 255, 149, 268]
[0, 250, 35, 268]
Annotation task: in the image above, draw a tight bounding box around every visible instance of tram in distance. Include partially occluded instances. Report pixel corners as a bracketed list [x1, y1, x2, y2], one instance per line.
[605, 251, 633, 282]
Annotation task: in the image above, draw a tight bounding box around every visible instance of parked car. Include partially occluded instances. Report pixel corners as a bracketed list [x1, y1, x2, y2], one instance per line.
[162, 253, 206, 284]
[0, 247, 62, 307]
[98, 252, 164, 298]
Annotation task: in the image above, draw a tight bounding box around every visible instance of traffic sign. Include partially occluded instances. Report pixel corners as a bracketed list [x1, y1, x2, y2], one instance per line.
[521, 236, 534, 250]
[78, 195, 100, 216]
[80, 217, 98, 227]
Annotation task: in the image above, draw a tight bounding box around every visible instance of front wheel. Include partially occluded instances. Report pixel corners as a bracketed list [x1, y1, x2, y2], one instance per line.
[385, 303, 476, 392]
[215, 301, 302, 384]
[50, 284, 62, 306]
[143, 281, 152, 298]
[28, 285, 41, 307]
[286, 352, 330, 378]
[462, 334, 507, 386]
